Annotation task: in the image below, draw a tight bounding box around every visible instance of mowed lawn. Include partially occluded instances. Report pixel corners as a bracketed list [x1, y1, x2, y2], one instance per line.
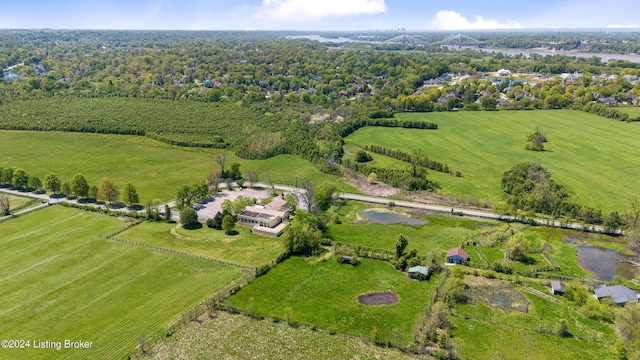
[0, 131, 356, 203]
[225, 256, 438, 345]
[0, 206, 242, 360]
[0, 191, 36, 212]
[327, 214, 496, 259]
[118, 221, 286, 267]
[346, 110, 640, 212]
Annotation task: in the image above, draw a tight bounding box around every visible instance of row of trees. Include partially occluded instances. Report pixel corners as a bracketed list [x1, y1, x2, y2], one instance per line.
[0, 166, 140, 207]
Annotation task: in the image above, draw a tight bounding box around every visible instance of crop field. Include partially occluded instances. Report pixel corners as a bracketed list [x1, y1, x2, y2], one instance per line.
[118, 221, 286, 267]
[225, 256, 438, 345]
[0, 130, 356, 203]
[0, 206, 243, 360]
[327, 211, 498, 259]
[140, 311, 418, 360]
[453, 283, 617, 359]
[346, 110, 640, 212]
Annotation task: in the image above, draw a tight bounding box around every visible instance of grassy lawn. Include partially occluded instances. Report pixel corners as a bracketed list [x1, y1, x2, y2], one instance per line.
[328, 212, 496, 259]
[0, 206, 243, 360]
[618, 104, 640, 119]
[225, 256, 438, 345]
[118, 221, 286, 267]
[0, 191, 37, 212]
[452, 287, 617, 359]
[0, 131, 356, 203]
[478, 245, 504, 265]
[346, 110, 640, 212]
[142, 311, 418, 360]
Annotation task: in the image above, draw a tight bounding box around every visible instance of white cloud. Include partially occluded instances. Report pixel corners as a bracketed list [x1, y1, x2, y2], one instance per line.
[428, 10, 521, 30]
[606, 24, 640, 28]
[252, 0, 387, 23]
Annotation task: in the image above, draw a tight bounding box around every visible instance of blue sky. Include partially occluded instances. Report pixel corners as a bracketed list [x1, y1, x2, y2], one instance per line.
[1, 0, 638, 31]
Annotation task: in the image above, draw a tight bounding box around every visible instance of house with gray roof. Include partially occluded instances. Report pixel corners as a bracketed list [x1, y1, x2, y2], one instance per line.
[594, 284, 638, 306]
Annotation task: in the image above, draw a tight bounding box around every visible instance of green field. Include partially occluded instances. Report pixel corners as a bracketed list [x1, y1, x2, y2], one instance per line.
[453, 280, 617, 359]
[0, 206, 243, 360]
[346, 110, 640, 212]
[0, 130, 356, 203]
[225, 256, 438, 345]
[142, 311, 418, 360]
[618, 105, 640, 119]
[0, 191, 37, 212]
[118, 221, 286, 267]
[328, 211, 498, 259]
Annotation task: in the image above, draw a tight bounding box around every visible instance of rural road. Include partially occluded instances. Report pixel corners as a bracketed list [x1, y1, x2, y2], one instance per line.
[0, 184, 614, 234]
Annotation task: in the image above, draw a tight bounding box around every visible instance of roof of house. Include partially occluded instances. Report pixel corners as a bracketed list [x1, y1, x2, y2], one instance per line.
[594, 284, 638, 304]
[266, 197, 288, 212]
[446, 247, 468, 259]
[408, 266, 429, 276]
[551, 281, 565, 292]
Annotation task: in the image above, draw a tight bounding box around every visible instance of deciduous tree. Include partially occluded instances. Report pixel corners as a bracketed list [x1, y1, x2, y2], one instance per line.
[44, 173, 61, 194]
[70, 173, 89, 198]
[12, 168, 28, 189]
[98, 179, 120, 205]
[122, 183, 139, 207]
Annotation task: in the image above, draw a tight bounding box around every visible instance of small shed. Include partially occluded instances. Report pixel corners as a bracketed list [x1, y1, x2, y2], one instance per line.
[446, 247, 469, 265]
[550, 281, 565, 295]
[408, 266, 429, 280]
[341, 255, 354, 264]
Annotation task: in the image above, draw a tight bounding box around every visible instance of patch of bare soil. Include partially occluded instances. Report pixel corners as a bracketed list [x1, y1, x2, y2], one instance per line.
[464, 275, 530, 313]
[344, 170, 400, 197]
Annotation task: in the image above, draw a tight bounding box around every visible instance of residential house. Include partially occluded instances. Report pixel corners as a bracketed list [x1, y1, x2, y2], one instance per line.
[237, 196, 290, 237]
[408, 266, 429, 280]
[446, 247, 469, 265]
[594, 284, 638, 306]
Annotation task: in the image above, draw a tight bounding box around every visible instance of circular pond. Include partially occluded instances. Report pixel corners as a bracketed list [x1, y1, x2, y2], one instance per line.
[358, 292, 399, 306]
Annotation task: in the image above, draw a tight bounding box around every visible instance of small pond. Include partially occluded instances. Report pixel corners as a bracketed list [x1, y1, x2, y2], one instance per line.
[358, 292, 399, 306]
[362, 209, 428, 226]
[567, 238, 637, 281]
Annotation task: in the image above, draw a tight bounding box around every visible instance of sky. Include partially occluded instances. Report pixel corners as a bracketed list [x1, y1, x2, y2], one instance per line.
[1, 0, 639, 31]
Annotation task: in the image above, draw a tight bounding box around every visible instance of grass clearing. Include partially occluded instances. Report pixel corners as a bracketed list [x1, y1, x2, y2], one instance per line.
[0, 131, 356, 203]
[140, 311, 418, 360]
[0, 206, 243, 360]
[453, 284, 617, 359]
[0, 191, 37, 212]
[225, 256, 438, 345]
[118, 221, 286, 267]
[328, 209, 497, 258]
[346, 110, 640, 212]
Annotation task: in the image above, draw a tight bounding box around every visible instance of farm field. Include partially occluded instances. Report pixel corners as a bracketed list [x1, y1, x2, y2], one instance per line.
[452, 277, 617, 359]
[0, 206, 243, 360]
[618, 104, 640, 119]
[345, 110, 640, 212]
[118, 221, 286, 267]
[140, 311, 418, 360]
[225, 256, 439, 345]
[0, 130, 356, 203]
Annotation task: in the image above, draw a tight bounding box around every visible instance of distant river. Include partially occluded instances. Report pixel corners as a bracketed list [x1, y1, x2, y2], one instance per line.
[285, 35, 640, 63]
[477, 47, 640, 63]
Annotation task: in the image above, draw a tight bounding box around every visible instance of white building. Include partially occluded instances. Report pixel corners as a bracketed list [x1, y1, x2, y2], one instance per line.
[237, 197, 290, 237]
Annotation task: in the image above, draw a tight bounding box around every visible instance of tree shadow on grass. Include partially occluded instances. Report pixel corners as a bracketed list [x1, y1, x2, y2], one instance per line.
[183, 223, 203, 230]
[225, 230, 239, 236]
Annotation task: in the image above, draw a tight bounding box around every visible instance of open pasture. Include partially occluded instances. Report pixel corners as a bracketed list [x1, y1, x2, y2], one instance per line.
[0, 206, 242, 360]
[346, 110, 640, 212]
[453, 286, 617, 359]
[225, 256, 438, 345]
[0, 130, 355, 203]
[118, 221, 286, 267]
